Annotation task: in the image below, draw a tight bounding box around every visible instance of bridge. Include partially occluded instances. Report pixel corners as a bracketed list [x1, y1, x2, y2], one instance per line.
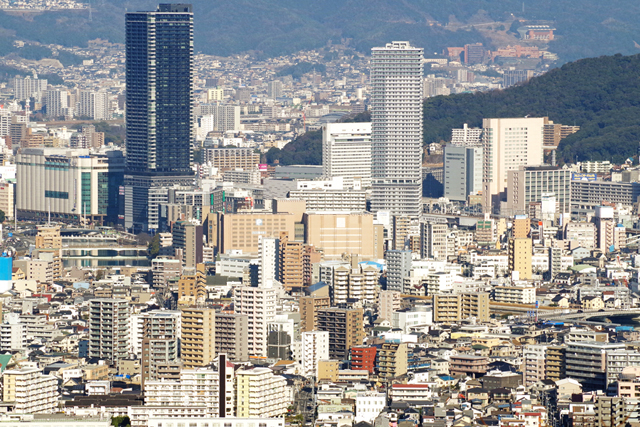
[538, 309, 640, 322]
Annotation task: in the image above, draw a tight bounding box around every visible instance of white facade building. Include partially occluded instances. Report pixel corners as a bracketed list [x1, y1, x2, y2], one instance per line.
[235, 367, 289, 418]
[2, 368, 59, 414]
[451, 123, 483, 146]
[16, 148, 124, 222]
[234, 286, 277, 357]
[78, 90, 110, 120]
[258, 236, 280, 288]
[301, 330, 330, 377]
[322, 122, 372, 188]
[355, 392, 386, 423]
[370, 41, 423, 217]
[482, 117, 546, 210]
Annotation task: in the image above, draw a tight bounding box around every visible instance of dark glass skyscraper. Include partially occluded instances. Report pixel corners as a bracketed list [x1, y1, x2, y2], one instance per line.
[124, 4, 194, 232]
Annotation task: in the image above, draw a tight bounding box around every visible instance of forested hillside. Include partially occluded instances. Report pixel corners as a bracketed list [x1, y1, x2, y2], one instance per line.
[423, 53, 640, 163]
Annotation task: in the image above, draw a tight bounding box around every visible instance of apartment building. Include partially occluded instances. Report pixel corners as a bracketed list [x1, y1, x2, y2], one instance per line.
[546, 345, 566, 381]
[141, 311, 181, 387]
[432, 292, 490, 323]
[234, 286, 277, 357]
[235, 367, 289, 418]
[565, 341, 625, 392]
[301, 331, 330, 377]
[180, 307, 216, 368]
[449, 355, 489, 377]
[377, 342, 408, 380]
[350, 346, 377, 373]
[88, 299, 129, 363]
[2, 367, 59, 413]
[317, 308, 365, 361]
[203, 147, 260, 172]
[508, 237, 532, 280]
[144, 360, 235, 418]
[494, 285, 536, 304]
[300, 296, 331, 332]
[214, 313, 249, 362]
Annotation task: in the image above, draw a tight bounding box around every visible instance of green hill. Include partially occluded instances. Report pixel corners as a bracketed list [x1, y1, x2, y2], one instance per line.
[423, 53, 640, 163]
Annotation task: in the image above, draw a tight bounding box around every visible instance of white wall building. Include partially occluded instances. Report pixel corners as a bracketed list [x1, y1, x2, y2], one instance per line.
[355, 391, 386, 423]
[301, 330, 329, 377]
[482, 117, 546, 210]
[322, 122, 372, 188]
[234, 286, 277, 357]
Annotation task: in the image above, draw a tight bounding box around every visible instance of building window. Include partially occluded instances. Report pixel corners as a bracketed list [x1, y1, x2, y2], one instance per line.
[45, 190, 69, 199]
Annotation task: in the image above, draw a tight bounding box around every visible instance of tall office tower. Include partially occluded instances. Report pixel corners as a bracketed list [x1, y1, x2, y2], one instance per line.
[180, 307, 215, 368]
[301, 331, 330, 377]
[141, 311, 181, 387]
[370, 41, 423, 217]
[78, 90, 110, 120]
[88, 299, 129, 363]
[481, 117, 546, 211]
[267, 80, 283, 99]
[443, 145, 483, 202]
[124, 4, 195, 233]
[234, 286, 277, 357]
[322, 122, 372, 188]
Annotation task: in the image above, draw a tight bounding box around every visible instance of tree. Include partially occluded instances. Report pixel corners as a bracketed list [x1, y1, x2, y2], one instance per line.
[111, 416, 131, 427]
[148, 234, 160, 259]
[0, 210, 5, 224]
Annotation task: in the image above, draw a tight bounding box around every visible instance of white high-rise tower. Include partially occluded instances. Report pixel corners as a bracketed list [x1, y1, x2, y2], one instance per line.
[370, 41, 424, 217]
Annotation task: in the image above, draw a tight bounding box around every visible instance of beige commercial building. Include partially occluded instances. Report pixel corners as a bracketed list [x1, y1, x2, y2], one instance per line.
[181, 307, 215, 368]
[304, 213, 384, 259]
[508, 237, 532, 280]
[35, 226, 62, 281]
[317, 360, 340, 382]
[207, 212, 297, 255]
[0, 181, 14, 220]
[432, 292, 490, 323]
